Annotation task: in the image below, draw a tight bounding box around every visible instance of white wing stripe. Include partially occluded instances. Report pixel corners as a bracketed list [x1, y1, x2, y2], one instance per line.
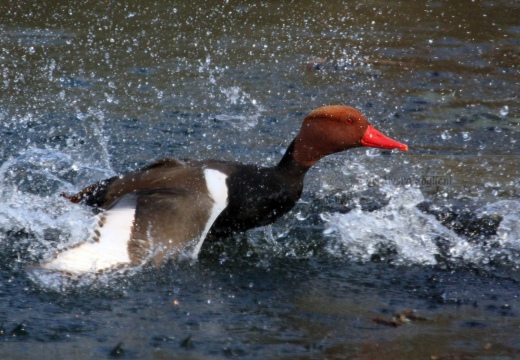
[190, 169, 228, 257]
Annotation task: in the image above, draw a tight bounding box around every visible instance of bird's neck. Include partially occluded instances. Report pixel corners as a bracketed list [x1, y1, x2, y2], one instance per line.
[276, 139, 313, 176]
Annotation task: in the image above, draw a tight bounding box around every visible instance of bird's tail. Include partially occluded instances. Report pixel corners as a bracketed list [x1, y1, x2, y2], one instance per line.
[61, 176, 118, 207]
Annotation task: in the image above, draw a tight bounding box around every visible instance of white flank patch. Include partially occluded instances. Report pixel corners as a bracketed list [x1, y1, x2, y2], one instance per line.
[190, 168, 228, 257]
[41, 195, 136, 275]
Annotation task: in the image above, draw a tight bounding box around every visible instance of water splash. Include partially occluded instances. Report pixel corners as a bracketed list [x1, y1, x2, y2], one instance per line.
[477, 200, 520, 251]
[322, 168, 520, 268]
[0, 147, 118, 286]
[214, 86, 264, 129]
[196, 56, 264, 129]
[324, 187, 452, 265]
[2, 145, 518, 291]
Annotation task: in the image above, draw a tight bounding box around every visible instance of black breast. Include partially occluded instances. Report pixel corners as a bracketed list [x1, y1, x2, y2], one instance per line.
[209, 164, 304, 238]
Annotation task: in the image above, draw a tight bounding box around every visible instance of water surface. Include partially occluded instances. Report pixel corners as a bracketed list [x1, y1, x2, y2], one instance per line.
[1, 0, 519, 358]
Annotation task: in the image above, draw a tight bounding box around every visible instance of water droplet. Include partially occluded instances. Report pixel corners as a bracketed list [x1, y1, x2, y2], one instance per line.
[461, 132, 471, 141]
[500, 105, 509, 117]
[440, 130, 451, 140]
[323, 227, 336, 235]
[366, 148, 381, 157]
[295, 212, 307, 221]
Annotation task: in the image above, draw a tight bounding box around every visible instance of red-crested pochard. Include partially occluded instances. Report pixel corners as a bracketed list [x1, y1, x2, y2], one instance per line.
[40, 105, 407, 275]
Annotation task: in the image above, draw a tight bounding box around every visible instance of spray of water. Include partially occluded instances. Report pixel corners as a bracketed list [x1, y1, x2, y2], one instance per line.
[322, 164, 520, 268]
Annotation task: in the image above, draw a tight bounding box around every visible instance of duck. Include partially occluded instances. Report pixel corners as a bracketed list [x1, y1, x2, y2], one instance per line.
[39, 105, 407, 275]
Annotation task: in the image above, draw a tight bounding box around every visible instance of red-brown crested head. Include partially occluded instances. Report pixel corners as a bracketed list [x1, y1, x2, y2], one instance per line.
[292, 105, 408, 168]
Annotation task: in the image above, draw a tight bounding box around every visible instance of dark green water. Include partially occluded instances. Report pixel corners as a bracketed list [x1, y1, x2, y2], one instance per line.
[1, 1, 519, 358]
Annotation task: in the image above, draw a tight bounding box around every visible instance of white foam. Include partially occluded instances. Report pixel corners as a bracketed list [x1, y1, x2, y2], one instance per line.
[477, 200, 520, 251]
[325, 187, 455, 265]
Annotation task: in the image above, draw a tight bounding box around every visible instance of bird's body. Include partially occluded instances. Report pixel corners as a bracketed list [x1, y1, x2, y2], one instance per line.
[39, 106, 407, 275]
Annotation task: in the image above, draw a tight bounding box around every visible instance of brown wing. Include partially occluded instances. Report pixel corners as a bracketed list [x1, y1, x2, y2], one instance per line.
[42, 166, 228, 275]
[61, 157, 187, 207]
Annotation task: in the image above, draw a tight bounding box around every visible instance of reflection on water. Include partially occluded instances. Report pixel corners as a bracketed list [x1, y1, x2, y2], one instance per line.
[0, 0, 519, 358]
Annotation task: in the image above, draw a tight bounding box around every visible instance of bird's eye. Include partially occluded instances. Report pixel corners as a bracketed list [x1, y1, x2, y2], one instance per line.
[345, 118, 353, 125]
